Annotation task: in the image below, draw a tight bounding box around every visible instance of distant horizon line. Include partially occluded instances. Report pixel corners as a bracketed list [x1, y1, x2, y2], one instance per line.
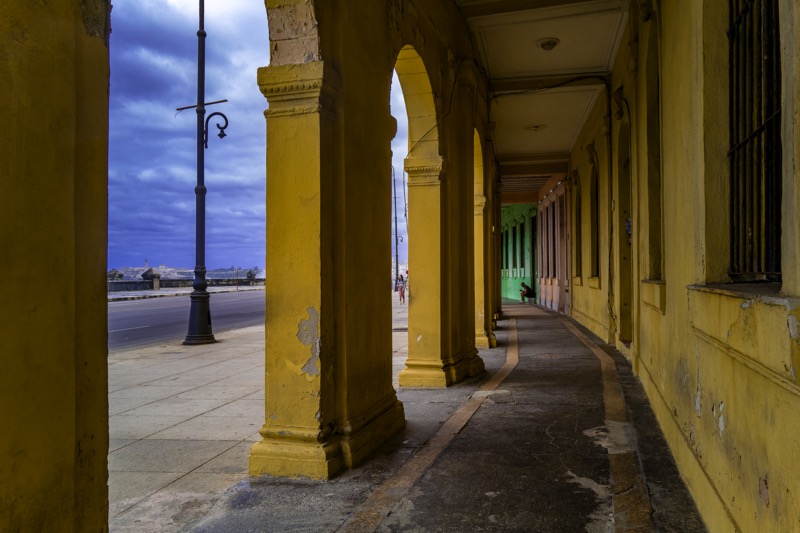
[109, 264, 264, 271]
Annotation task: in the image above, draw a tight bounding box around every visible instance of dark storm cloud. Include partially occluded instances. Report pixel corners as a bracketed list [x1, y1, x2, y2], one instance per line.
[109, 3, 409, 271]
[391, 73, 410, 263]
[108, 1, 268, 270]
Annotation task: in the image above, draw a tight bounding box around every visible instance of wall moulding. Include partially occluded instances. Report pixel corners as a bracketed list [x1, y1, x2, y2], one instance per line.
[406, 155, 447, 186]
[258, 61, 341, 111]
[641, 278, 666, 313]
[687, 285, 800, 393]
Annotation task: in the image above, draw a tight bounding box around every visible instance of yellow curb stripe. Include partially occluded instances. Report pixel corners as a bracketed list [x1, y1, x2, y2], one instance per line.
[561, 318, 654, 532]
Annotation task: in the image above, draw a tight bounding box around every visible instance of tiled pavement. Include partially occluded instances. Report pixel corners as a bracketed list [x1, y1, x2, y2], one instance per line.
[107, 293, 410, 532]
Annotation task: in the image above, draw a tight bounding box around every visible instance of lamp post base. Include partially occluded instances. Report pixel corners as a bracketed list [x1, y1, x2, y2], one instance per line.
[184, 290, 216, 345]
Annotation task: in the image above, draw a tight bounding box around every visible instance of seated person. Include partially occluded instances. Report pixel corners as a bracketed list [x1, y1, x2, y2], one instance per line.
[520, 282, 535, 303]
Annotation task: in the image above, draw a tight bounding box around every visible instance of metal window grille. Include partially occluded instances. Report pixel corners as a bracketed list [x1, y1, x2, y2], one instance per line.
[531, 215, 537, 279]
[512, 226, 517, 268]
[574, 177, 583, 275]
[550, 204, 556, 277]
[502, 231, 507, 269]
[728, 0, 781, 282]
[590, 169, 599, 277]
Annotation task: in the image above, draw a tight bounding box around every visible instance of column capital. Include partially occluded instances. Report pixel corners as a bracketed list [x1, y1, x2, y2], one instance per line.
[474, 195, 486, 215]
[405, 155, 447, 187]
[258, 61, 340, 117]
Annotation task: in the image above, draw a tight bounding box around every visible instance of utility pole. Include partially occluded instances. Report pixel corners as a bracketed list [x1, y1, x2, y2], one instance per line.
[393, 167, 400, 289]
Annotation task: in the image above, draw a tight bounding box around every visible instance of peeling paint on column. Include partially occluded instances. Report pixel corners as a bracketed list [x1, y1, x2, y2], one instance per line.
[787, 315, 799, 380]
[297, 307, 321, 376]
[788, 315, 799, 339]
[80, 0, 112, 44]
[266, 0, 321, 66]
[759, 475, 770, 507]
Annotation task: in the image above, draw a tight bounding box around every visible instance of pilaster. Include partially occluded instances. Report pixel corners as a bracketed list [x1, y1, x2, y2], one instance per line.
[474, 195, 491, 349]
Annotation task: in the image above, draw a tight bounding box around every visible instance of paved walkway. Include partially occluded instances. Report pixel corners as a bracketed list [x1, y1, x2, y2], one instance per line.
[108, 298, 706, 532]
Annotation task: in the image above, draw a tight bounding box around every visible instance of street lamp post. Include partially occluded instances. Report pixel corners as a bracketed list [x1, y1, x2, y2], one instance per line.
[393, 167, 400, 289]
[183, 0, 229, 345]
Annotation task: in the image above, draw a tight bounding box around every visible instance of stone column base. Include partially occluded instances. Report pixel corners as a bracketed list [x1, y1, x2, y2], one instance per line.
[249, 395, 406, 480]
[476, 331, 491, 349]
[399, 351, 485, 388]
[339, 395, 406, 468]
[249, 429, 344, 480]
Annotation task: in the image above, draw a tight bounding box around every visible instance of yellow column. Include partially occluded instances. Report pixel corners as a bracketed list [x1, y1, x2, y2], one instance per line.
[474, 195, 491, 348]
[400, 157, 447, 387]
[249, 61, 342, 479]
[2, 2, 110, 530]
[492, 177, 504, 323]
[485, 149, 500, 338]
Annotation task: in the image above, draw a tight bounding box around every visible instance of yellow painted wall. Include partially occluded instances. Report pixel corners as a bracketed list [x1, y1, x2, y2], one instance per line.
[569, 97, 613, 343]
[1, 1, 110, 530]
[569, 2, 800, 531]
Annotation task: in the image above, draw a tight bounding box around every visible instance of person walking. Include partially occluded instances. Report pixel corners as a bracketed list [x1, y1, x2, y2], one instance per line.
[397, 274, 406, 304]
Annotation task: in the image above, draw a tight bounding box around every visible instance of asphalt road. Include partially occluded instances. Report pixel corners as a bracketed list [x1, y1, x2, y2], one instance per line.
[108, 290, 265, 351]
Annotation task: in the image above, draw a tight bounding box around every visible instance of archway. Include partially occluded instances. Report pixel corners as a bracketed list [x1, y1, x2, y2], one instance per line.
[394, 46, 456, 387]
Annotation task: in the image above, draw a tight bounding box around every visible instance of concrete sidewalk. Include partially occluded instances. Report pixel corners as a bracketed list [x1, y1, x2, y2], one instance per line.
[108, 298, 705, 532]
[107, 293, 410, 532]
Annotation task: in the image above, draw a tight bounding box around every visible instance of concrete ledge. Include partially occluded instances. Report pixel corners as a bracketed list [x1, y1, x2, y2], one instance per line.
[108, 286, 265, 302]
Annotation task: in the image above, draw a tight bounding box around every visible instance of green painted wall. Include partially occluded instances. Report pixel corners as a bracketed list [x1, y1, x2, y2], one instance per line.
[500, 204, 538, 302]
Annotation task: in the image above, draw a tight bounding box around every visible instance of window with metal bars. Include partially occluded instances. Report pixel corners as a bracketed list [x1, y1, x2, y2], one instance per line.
[502, 231, 507, 270]
[512, 226, 517, 268]
[728, 0, 781, 282]
[574, 172, 583, 277]
[519, 221, 525, 275]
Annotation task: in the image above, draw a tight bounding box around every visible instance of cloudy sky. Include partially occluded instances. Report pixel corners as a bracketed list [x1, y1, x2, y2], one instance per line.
[108, 1, 409, 270]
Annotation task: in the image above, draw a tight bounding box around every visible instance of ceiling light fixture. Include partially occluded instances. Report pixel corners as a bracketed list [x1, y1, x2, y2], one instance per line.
[525, 124, 547, 133]
[536, 38, 560, 51]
